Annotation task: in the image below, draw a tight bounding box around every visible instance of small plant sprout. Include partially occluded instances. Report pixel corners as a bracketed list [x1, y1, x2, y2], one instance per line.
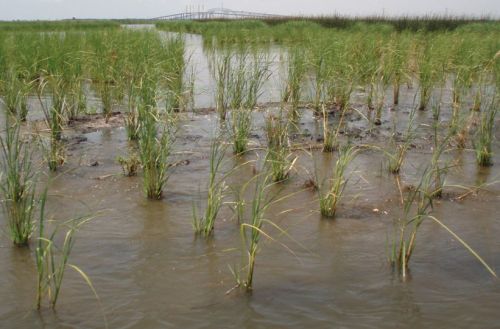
[117, 153, 140, 177]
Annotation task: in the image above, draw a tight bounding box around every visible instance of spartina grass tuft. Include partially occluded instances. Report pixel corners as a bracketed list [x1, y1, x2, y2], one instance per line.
[317, 145, 358, 218]
[0, 118, 37, 246]
[473, 97, 498, 167]
[230, 173, 298, 292]
[390, 166, 497, 279]
[138, 109, 174, 200]
[264, 112, 297, 182]
[387, 108, 416, 174]
[35, 189, 105, 326]
[192, 138, 227, 236]
[229, 107, 253, 155]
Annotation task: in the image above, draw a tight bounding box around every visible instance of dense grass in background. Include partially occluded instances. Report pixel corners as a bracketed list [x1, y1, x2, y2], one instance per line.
[0, 20, 119, 32]
[156, 17, 500, 41]
[0, 26, 185, 171]
[157, 19, 499, 122]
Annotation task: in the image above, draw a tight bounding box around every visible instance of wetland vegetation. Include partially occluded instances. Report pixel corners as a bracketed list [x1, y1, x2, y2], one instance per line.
[0, 16, 499, 328]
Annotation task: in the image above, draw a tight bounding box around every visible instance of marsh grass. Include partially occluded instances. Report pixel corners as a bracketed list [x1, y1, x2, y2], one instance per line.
[387, 35, 410, 105]
[91, 40, 119, 123]
[386, 109, 416, 174]
[229, 107, 253, 155]
[125, 99, 141, 141]
[264, 112, 296, 182]
[390, 166, 497, 279]
[449, 97, 471, 148]
[230, 173, 297, 292]
[2, 69, 30, 121]
[283, 47, 307, 121]
[163, 35, 187, 112]
[429, 102, 451, 198]
[0, 119, 36, 246]
[317, 145, 358, 218]
[322, 105, 347, 153]
[229, 184, 245, 224]
[134, 73, 177, 200]
[192, 138, 227, 236]
[473, 97, 498, 166]
[322, 115, 338, 153]
[36, 75, 67, 171]
[244, 52, 271, 109]
[309, 39, 331, 114]
[35, 190, 103, 313]
[390, 167, 433, 278]
[139, 109, 174, 200]
[208, 47, 271, 123]
[209, 50, 231, 121]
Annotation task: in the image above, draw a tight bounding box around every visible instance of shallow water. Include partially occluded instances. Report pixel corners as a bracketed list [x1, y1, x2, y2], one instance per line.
[0, 27, 499, 329]
[0, 105, 499, 328]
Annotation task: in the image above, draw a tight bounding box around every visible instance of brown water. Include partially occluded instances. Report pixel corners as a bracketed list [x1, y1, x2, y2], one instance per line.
[0, 105, 499, 328]
[1, 29, 500, 329]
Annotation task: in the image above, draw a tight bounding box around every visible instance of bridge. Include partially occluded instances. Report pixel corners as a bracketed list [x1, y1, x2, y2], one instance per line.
[153, 8, 286, 21]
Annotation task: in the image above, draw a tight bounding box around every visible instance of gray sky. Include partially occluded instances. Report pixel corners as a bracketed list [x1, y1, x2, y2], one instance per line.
[1, 0, 499, 20]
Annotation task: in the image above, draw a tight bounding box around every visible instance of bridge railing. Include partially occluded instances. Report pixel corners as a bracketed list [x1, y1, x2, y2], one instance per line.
[152, 8, 286, 21]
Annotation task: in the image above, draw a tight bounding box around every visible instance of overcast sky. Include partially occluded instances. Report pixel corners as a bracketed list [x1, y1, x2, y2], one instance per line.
[1, 0, 499, 20]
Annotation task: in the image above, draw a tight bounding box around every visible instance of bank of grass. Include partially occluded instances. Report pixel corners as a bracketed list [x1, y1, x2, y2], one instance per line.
[155, 16, 500, 41]
[0, 20, 120, 32]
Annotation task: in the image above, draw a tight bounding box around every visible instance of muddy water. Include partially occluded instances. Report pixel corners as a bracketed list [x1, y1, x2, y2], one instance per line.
[1, 28, 500, 329]
[0, 105, 499, 328]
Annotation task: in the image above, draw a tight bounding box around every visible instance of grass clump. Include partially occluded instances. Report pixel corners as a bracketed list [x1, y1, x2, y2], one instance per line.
[0, 119, 36, 246]
[1, 68, 30, 121]
[390, 167, 497, 279]
[36, 75, 67, 171]
[192, 138, 227, 236]
[117, 154, 140, 177]
[317, 145, 358, 218]
[264, 113, 296, 182]
[321, 105, 347, 153]
[473, 98, 498, 166]
[283, 47, 307, 121]
[229, 107, 253, 155]
[231, 174, 294, 292]
[139, 113, 174, 200]
[35, 191, 102, 314]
